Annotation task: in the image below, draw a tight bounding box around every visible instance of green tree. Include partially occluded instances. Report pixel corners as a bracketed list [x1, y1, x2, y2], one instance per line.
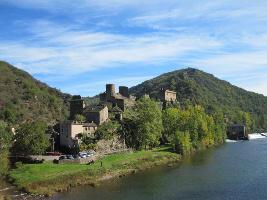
[4, 108, 15, 123]
[135, 97, 163, 149]
[0, 121, 13, 150]
[162, 108, 180, 142]
[74, 114, 86, 123]
[10, 120, 50, 156]
[172, 130, 191, 155]
[0, 121, 13, 178]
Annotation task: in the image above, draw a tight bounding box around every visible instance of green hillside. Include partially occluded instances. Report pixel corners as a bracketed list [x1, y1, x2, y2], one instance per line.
[129, 68, 267, 131]
[0, 61, 71, 126]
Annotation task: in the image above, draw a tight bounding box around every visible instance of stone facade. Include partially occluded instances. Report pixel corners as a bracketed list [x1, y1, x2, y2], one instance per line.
[60, 121, 98, 148]
[83, 106, 108, 125]
[69, 95, 108, 126]
[100, 84, 136, 111]
[150, 89, 177, 102]
[70, 95, 85, 119]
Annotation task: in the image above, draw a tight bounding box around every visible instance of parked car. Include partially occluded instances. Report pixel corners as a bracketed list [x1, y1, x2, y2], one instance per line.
[59, 155, 67, 160]
[73, 154, 81, 159]
[51, 152, 62, 156]
[78, 153, 86, 158]
[66, 155, 74, 159]
[86, 153, 93, 157]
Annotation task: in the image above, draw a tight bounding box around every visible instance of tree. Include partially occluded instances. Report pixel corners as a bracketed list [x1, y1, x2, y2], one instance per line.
[10, 120, 50, 156]
[172, 130, 191, 155]
[0, 121, 13, 151]
[0, 121, 13, 178]
[74, 114, 86, 123]
[134, 97, 163, 149]
[162, 108, 180, 142]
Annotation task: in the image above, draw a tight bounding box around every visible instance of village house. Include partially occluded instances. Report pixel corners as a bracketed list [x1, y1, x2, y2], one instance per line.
[60, 121, 98, 148]
[60, 95, 108, 148]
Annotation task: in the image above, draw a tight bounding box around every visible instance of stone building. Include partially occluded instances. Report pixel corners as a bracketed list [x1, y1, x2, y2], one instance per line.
[61, 95, 109, 148]
[60, 121, 98, 148]
[69, 95, 108, 126]
[227, 124, 248, 140]
[83, 106, 109, 125]
[100, 84, 136, 111]
[150, 89, 177, 102]
[70, 95, 85, 119]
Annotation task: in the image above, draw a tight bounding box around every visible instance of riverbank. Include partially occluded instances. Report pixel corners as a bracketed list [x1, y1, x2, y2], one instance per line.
[7, 146, 181, 197]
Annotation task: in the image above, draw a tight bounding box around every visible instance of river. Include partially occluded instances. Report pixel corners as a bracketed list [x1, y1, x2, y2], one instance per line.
[1, 133, 267, 199]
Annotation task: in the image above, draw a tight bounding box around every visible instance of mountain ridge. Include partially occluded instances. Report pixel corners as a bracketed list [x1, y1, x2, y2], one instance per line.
[0, 61, 71, 125]
[128, 67, 266, 131]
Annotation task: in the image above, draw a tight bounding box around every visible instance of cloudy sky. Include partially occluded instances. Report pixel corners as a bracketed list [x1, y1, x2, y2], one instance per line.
[1, 0, 267, 97]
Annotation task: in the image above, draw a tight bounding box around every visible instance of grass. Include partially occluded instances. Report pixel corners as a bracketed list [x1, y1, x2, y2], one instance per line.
[8, 146, 181, 196]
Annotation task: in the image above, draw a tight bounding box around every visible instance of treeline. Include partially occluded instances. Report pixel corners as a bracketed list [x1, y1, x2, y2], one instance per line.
[129, 68, 267, 132]
[122, 97, 227, 154]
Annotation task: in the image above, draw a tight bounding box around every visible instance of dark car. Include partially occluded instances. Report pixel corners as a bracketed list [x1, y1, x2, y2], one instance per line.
[66, 155, 74, 159]
[73, 154, 81, 159]
[59, 155, 67, 160]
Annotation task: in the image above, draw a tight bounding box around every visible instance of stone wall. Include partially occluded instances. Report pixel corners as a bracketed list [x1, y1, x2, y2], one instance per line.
[56, 156, 96, 164]
[94, 135, 127, 155]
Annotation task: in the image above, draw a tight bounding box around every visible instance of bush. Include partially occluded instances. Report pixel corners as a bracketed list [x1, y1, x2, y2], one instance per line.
[15, 161, 23, 169]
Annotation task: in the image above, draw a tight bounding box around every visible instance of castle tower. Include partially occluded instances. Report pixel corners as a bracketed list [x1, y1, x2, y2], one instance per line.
[119, 86, 129, 97]
[106, 84, 115, 97]
[70, 95, 85, 119]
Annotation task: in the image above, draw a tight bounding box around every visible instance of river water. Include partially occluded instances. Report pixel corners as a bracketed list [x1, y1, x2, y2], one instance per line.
[1, 133, 267, 199]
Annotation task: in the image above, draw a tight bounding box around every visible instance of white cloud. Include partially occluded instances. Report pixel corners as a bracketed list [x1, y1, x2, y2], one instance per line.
[0, 19, 221, 75]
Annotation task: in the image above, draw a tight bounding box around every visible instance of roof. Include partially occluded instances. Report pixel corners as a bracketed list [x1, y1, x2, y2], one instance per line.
[227, 124, 244, 127]
[82, 123, 98, 127]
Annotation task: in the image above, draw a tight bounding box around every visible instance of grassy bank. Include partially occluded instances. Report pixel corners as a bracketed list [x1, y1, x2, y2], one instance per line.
[8, 146, 181, 196]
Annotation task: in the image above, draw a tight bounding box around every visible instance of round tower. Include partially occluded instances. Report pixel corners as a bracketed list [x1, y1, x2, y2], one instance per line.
[106, 84, 115, 97]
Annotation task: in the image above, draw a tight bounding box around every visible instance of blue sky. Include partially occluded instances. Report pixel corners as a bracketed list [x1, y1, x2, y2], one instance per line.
[1, 0, 267, 97]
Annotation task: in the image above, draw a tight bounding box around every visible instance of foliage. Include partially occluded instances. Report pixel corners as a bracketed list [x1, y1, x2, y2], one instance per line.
[0, 151, 10, 178]
[0, 121, 13, 177]
[129, 68, 267, 132]
[172, 130, 192, 155]
[124, 97, 163, 150]
[15, 161, 23, 169]
[0, 120, 13, 151]
[10, 120, 50, 156]
[94, 120, 121, 140]
[83, 95, 100, 106]
[0, 61, 71, 126]
[74, 114, 86, 123]
[232, 111, 253, 133]
[163, 106, 226, 154]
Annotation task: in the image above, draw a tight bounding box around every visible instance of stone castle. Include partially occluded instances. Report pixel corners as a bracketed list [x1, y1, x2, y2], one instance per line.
[60, 84, 176, 148]
[100, 84, 136, 111]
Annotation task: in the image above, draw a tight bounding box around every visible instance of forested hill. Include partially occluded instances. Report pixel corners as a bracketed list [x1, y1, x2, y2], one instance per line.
[0, 61, 71, 125]
[129, 68, 267, 131]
